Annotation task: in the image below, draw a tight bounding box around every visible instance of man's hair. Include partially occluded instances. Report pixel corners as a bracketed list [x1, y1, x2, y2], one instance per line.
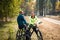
[19, 11, 23, 13]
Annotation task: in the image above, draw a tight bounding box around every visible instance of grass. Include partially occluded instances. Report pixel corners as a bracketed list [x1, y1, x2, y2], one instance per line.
[0, 18, 18, 40]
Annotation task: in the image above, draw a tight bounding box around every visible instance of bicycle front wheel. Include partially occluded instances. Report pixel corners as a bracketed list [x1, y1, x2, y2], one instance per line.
[36, 30, 43, 40]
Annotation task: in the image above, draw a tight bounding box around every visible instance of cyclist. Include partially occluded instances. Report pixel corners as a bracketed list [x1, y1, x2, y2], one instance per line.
[29, 11, 39, 36]
[17, 11, 28, 30]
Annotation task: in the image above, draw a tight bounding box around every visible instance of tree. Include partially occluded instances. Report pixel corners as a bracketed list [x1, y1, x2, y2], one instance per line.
[50, 0, 56, 10]
[0, 0, 21, 22]
[37, 0, 44, 16]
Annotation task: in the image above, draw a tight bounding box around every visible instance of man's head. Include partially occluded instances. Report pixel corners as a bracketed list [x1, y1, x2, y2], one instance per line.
[19, 11, 24, 14]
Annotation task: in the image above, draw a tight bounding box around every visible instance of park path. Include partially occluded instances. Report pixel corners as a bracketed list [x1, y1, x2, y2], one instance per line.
[25, 16, 60, 40]
[38, 17, 60, 40]
[43, 18, 60, 25]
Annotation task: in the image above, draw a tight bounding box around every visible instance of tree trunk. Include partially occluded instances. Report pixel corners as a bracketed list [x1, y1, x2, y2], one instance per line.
[5, 16, 8, 22]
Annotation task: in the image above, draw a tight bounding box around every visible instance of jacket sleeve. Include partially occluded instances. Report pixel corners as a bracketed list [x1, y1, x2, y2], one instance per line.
[29, 16, 32, 24]
[22, 15, 28, 25]
[35, 16, 38, 23]
[17, 16, 20, 25]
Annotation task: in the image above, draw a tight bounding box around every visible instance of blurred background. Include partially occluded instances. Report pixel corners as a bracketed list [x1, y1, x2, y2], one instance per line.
[0, 0, 60, 40]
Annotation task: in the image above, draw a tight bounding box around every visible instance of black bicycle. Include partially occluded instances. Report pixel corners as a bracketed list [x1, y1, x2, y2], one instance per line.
[16, 23, 43, 40]
[16, 24, 30, 40]
[26, 24, 43, 40]
[16, 28, 26, 40]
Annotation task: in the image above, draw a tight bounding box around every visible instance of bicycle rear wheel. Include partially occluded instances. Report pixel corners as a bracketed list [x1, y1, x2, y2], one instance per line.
[16, 30, 26, 40]
[16, 30, 20, 40]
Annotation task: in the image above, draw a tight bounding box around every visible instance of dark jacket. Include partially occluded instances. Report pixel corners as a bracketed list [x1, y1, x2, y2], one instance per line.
[17, 14, 27, 27]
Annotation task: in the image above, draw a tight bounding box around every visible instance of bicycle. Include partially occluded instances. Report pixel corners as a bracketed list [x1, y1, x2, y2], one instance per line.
[26, 22, 43, 40]
[16, 27, 26, 40]
[16, 24, 30, 40]
[16, 22, 43, 40]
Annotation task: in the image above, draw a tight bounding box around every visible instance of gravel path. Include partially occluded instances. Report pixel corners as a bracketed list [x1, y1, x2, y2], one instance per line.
[38, 18, 60, 40]
[43, 18, 60, 25]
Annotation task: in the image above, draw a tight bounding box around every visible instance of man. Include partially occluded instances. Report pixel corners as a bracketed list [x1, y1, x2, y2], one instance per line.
[17, 11, 28, 29]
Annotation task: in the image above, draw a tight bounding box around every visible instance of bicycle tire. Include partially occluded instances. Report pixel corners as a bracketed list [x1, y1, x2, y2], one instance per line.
[16, 30, 20, 40]
[16, 30, 26, 40]
[36, 30, 43, 40]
